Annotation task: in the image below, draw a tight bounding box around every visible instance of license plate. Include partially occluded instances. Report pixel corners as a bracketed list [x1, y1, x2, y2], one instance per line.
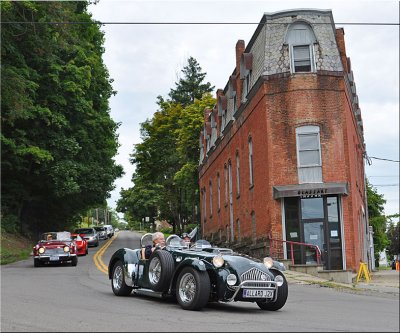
[243, 289, 273, 298]
[49, 256, 59, 261]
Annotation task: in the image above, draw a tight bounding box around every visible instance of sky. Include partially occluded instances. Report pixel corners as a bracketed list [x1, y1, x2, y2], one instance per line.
[87, 0, 399, 218]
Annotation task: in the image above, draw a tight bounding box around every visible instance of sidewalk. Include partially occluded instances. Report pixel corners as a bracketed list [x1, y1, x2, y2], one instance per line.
[284, 268, 400, 298]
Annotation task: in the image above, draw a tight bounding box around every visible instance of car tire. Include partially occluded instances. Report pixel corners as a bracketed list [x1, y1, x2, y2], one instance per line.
[86, 248, 88, 255]
[148, 250, 174, 292]
[34, 259, 42, 267]
[176, 267, 210, 311]
[111, 260, 133, 296]
[256, 270, 288, 311]
[71, 256, 78, 266]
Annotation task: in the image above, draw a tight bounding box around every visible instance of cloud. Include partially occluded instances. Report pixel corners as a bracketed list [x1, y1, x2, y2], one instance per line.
[89, 0, 399, 216]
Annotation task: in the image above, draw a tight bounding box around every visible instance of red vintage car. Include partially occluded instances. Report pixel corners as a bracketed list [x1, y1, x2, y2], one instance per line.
[70, 233, 88, 256]
[32, 231, 78, 267]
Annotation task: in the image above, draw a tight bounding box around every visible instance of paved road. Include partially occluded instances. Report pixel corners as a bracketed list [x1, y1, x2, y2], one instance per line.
[1, 230, 399, 332]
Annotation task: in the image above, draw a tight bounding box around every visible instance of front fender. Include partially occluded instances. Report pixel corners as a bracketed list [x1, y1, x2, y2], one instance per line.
[108, 248, 140, 283]
[169, 257, 207, 292]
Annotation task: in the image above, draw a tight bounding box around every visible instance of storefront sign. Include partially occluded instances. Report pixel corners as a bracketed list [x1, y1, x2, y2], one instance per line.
[297, 188, 328, 198]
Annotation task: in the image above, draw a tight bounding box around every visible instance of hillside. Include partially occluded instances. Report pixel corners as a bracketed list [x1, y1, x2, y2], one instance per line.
[0, 231, 34, 265]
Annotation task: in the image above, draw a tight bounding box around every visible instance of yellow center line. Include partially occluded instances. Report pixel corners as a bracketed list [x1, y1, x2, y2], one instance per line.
[93, 232, 120, 274]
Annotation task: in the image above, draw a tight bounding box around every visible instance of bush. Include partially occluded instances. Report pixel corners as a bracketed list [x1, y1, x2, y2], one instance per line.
[1, 214, 19, 234]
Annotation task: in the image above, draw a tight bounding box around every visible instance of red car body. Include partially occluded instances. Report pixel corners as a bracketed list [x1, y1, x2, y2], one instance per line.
[32, 232, 78, 267]
[71, 233, 88, 256]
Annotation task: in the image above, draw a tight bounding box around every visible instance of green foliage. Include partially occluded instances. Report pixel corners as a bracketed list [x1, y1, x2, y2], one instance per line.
[386, 218, 400, 259]
[1, 1, 122, 234]
[118, 58, 215, 234]
[366, 180, 390, 259]
[169, 57, 214, 106]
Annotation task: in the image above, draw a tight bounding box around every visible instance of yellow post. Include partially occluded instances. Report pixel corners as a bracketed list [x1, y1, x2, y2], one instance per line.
[355, 262, 371, 285]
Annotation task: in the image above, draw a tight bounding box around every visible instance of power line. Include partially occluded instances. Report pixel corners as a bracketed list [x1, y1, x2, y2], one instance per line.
[1, 21, 399, 26]
[369, 156, 400, 163]
[370, 184, 399, 187]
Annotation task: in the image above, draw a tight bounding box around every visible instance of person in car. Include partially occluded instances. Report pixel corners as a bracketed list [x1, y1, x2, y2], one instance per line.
[182, 233, 191, 246]
[144, 232, 165, 259]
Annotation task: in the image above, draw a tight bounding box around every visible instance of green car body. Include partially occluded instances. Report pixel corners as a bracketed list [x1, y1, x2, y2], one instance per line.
[108, 235, 288, 311]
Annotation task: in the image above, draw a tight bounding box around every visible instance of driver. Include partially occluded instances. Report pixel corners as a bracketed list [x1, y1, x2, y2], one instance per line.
[144, 232, 165, 259]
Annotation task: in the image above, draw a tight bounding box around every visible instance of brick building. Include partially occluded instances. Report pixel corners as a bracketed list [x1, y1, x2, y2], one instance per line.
[198, 9, 369, 272]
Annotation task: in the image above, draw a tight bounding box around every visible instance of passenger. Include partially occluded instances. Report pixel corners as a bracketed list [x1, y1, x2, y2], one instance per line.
[182, 233, 191, 246]
[144, 232, 165, 259]
[47, 234, 53, 241]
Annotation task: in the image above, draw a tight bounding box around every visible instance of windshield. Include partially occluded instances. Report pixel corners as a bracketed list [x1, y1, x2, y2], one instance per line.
[41, 232, 71, 241]
[166, 235, 190, 249]
[75, 228, 94, 234]
[192, 239, 212, 250]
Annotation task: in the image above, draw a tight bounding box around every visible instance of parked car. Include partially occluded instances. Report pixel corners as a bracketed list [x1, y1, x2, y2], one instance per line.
[94, 226, 108, 240]
[74, 228, 99, 247]
[103, 225, 114, 238]
[108, 234, 288, 311]
[32, 231, 78, 267]
[70, 233, 88, 256]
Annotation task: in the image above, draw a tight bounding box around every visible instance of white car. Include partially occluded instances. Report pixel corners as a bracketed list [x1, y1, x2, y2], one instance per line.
[104, 225, 114, 238]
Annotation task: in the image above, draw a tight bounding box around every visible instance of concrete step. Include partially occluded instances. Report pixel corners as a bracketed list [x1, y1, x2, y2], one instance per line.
[288, 264, 353, 284]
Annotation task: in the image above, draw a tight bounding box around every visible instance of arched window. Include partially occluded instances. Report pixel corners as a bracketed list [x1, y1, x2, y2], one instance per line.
[286, 22, 317, 73]
[236, 219, 241, 242]
[248, 137, 254, 186]
[224, 164, 228, 205]
[217, 172, 221, 211]
[236, 152, 240, 196]
[209, 180, 213, 217]
[251, 211, 256, 244]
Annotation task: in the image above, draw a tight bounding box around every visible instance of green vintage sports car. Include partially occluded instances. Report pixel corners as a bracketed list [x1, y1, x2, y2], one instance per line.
[108, 233, 288, 311]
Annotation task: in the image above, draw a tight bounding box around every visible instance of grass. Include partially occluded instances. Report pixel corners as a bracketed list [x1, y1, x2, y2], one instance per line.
[0, 231, 34, 265]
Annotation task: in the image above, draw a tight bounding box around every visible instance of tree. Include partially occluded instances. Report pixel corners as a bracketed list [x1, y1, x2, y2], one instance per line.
[118, 58, 215, 234]
[169, 57, 214, 106]
[386, 218, 400, 260]
[366, 180, 390, 265]
[1, 1, 122, 234]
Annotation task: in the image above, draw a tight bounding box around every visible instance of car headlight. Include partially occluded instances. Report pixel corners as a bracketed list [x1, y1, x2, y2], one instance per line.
[226, 274, 237, 286]
[263, 257, 273, 269]
[38, 247, 45, 254]
[274, 274, 284, 287]
[212, 255, 224, 268]
[63, 246, 70, 253]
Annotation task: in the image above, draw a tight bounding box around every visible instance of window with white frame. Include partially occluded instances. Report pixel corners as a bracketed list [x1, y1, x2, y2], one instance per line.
[236, 219, 241, 242]
[251, 211, 256, 244]
[217, 173, 221, 210]
[236, 152, 240, 196]
[202, 188, 207, 221]
[209, 180, 213, 216]
[296, 125, 322, 183]
[224, 165, 228, 205]
[286, 22, 317, 73]
[248, 137, 254, 186]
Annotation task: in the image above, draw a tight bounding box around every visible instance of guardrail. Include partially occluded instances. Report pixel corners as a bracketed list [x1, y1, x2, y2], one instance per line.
[267, 234, 322, 266]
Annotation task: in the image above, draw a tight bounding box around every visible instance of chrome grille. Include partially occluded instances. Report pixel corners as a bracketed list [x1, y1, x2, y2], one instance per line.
[240, 267, 271, 287]
[44, 248, 65, 255]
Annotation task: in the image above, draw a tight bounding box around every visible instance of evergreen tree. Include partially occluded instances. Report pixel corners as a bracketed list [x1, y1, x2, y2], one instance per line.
[168, 57, 214, 106]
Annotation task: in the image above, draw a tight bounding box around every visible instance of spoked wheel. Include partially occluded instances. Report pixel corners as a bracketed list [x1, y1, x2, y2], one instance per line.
[176, 267, 210, 311]
[257, 270, 288, 311]
[148, 250, 174, 292]
[111, 260, 133, 296]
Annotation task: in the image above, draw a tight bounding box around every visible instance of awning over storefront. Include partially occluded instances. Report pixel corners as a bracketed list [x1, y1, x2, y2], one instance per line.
[273, 182, 349, 199]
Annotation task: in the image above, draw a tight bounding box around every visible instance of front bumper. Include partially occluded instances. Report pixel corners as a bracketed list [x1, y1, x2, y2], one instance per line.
[34, 253, 77, 263]
[228, 280, 279, 302]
